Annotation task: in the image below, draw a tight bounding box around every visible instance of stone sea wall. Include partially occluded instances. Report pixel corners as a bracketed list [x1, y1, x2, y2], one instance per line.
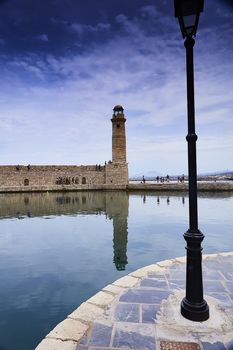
[0, 164, 128, 192]
[0, 165, 232, 193]
[128, 182, 233, 192]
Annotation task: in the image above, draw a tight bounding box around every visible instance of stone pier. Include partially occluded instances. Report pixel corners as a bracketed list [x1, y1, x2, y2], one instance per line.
[36, 252, 233, 350]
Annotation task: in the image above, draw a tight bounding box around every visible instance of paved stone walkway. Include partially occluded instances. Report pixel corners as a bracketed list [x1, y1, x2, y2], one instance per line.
[36, 253, 233, 350]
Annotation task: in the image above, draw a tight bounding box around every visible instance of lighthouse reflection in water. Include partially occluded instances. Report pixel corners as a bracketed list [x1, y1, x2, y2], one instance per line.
[1, 190, 233, 350]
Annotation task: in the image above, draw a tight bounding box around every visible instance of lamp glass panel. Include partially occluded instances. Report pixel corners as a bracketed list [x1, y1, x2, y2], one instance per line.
[186, 26, 195, 36]
[183, 14, 196, 29]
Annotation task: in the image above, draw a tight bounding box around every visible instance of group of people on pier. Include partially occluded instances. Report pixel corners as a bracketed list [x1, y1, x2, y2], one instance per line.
[177, 175, 185, 182]
[141, 174, 186, 183]
[141, 175, 170, 183]
[156, 175, 170, 183]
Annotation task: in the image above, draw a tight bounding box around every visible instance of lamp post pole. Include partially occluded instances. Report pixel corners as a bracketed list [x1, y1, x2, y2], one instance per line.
[180, 35, 209, 322]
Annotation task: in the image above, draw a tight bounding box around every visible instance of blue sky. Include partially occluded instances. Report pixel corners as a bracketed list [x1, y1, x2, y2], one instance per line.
[0, 0, 232, 175]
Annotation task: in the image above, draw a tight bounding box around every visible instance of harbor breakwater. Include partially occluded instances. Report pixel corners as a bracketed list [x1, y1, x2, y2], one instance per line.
[128, 181, 233, 192]
[0, 181, 232, 193]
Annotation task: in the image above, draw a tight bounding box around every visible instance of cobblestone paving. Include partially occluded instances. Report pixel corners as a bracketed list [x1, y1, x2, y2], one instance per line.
[76, 255, 233, 350]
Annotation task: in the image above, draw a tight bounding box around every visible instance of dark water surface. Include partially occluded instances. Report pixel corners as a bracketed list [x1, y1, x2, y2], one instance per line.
[0, 191, 232, 350]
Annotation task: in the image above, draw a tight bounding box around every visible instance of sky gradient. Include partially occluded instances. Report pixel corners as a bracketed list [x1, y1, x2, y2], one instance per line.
[0, 0, 232, 175]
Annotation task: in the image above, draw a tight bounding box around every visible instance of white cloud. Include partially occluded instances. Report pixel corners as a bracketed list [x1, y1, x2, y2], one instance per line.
[35, 34, 49, 42]
[50, 16, 111, 34]
[141, 5, 161, 18]
[70, 22, 111, 34]
[0, 4, 232, 174]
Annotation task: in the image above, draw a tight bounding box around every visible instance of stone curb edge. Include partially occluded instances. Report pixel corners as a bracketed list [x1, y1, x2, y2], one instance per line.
[35, 251, 233, 350]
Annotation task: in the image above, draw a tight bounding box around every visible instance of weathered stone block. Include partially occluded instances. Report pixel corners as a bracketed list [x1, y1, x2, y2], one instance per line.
[68, 302, 104, 322]
[87, 291, 115, 308]
[36, 338, 77, 350]
[47, 318, 88, 342]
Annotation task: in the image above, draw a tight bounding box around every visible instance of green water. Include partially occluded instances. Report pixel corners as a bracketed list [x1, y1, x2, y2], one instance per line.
[0, 191, 232, 349]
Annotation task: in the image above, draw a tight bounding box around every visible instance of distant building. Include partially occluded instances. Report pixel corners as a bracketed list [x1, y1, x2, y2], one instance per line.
[0, 105, 128, 192]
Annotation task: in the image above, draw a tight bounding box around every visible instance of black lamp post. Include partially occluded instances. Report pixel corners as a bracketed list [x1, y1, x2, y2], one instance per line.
[174, 0, 209, 322]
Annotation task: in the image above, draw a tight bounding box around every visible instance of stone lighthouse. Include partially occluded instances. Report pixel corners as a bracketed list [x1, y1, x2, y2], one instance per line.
[104, 105, 128, 188]
[0, 105, 129, 191]
[111, 105, 127, 163]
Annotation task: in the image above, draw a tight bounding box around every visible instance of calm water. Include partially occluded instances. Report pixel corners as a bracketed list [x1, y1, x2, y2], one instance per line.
[0, 191, 232, 350]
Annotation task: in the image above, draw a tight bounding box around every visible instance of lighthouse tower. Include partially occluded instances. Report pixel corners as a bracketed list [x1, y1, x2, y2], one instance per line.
[105, 105, 128, 188]
[111, 105, 127, 163]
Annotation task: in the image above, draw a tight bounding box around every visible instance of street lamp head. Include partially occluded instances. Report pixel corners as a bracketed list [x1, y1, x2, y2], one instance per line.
[174, 0, 204, 38]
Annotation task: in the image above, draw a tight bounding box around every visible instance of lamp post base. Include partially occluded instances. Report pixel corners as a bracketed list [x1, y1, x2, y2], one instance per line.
[181, 297, 209, 322]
